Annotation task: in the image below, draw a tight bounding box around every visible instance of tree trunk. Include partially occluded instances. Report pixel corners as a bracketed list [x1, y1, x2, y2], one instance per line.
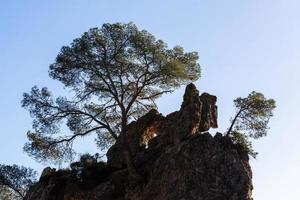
[226, 108, 243, 136]
[120, 115, 142, 186]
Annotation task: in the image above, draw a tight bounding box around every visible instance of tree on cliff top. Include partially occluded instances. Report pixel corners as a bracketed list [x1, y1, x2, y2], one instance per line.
[0, 164, 37, 200]
[22, 22, 201, 177]
[227, 91, 276, 158]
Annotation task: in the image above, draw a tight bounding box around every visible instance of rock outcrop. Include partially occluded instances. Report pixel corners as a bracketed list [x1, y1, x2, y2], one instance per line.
[25, 83, 253, 200]
[107, 83, 218, 168]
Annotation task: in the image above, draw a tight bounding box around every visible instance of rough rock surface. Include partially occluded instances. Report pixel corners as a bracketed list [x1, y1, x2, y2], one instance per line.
[25, 84, 253, 200]
[107, 83, 218, 168]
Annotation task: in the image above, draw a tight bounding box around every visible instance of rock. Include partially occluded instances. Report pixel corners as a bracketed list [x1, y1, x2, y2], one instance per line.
[199, 92, 218, 131]
[107, 83, 218, 167]
[106, 109, 164, 168]
[40, 167, 56, 181]
[26, 134, 253, 200]
[25, 84, 253, 200]
[138, 134, 252, 200]
[173, 83, 202, 143]
[181, 83, 200, 107]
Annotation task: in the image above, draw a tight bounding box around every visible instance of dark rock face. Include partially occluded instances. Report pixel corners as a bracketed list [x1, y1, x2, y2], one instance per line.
[138, 133, 253, 200]
[107, 83, 218, 168]
[25, 84, 253, 200]
[107, 109, 164, 168]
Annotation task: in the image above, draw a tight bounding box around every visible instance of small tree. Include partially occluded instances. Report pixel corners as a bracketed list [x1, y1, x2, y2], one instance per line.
[226, 91, 276, 157]
[22, 22, 201, 179]
[0, 164, 37, 200]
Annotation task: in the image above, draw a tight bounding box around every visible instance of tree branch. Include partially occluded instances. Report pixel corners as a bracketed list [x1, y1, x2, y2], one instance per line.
[49, 126, 104, 146]
[226, 108, 243, 136]
[139, 90, 173, 100]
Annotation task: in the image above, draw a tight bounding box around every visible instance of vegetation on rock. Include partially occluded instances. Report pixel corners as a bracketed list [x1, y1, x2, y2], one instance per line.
[227, 91, 276, 158]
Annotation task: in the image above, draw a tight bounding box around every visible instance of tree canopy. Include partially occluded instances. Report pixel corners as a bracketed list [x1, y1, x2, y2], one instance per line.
[227, 91, 276, 158]
[22, 22, 201, 164]
[0, 164, 37, 200]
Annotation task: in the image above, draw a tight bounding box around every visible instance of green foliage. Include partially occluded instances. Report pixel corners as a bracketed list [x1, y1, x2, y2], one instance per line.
[22, 22, 201, 163]
[228, 91, 276, 158]
[70, 153, 100, 171]
[230, 131, 258, 158]
[0, 164, 37, 199]
[231, 91, 276, 138]
[24, 131, 75, 164]
[70, 153, 109, 187]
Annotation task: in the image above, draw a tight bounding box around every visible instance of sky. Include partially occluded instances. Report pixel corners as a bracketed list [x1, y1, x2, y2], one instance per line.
[1, 0, 300, 199]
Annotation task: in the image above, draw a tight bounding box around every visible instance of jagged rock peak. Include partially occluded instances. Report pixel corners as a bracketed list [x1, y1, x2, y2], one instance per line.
[181, 83, 200, 107]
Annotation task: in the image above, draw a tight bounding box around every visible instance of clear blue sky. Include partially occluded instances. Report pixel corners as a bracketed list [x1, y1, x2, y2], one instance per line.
[1, 1, 300, 199]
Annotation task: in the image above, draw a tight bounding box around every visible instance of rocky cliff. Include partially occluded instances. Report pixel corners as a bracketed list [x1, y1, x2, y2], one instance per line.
[25, 83, 253, 200]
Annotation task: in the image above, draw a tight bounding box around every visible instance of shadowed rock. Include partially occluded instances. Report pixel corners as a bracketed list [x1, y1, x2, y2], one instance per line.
[107, 83, 218, 168]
